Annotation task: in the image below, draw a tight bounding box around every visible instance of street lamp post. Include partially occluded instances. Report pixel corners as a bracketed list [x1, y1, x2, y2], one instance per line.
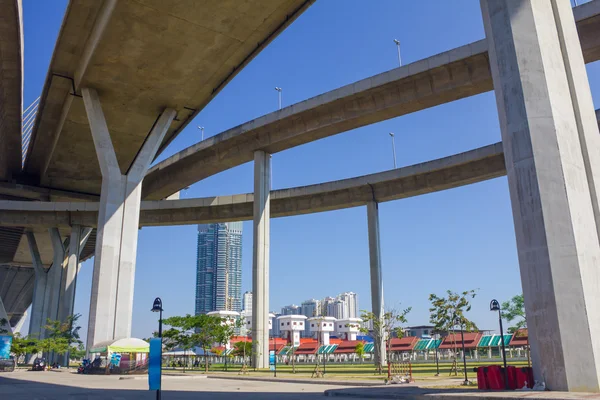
[151, 298, 164, 400]
[389, 132, 397, 169]
[455, 316, 469, 386]
[490, 299, 509, 390]
[433, 333, 440, 376]
[198, 126, 204, 141]
[393, 39, 402, 67]
[275, 87, 282, 110]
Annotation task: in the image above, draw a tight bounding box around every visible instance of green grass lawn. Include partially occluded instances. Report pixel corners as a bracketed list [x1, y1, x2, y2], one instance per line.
[163, 359, 529, 381]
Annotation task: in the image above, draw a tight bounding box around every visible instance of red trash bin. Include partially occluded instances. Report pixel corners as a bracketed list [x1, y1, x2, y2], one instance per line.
[476, 367, 489, 389]
[486, 365, 504, 390]
[506, 366, 517, 389]
[514, 367, 534, 389]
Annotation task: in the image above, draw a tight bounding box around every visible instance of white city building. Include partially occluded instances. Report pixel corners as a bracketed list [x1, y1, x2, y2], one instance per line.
[277, 315, 307, 346]
[240, 310, 275, 335]
[336, 318, 363, 341]
[242, 291, 253, 311]
[307, 316, 336, 346]
[207, 310, 240, 349]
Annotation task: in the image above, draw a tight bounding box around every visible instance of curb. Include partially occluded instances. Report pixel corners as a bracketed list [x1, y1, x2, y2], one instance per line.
[323, 389, 585, 400]
[120, 374, 208, 380]
[207, 374, 383, 387]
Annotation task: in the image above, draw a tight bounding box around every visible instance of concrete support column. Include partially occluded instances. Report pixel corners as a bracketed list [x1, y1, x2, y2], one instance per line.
[26, 232, 46, 340]
[45, 228, 65, 326]
[58, 226, 92, 323]
[82, 88, 175, 351]
[0, 296, 10, 334]
[252, 150, 270, 369]
[482, 0, 600, 391]
[367, 200, 386, 367]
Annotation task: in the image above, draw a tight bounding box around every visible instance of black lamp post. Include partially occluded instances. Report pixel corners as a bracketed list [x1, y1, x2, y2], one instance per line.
[151, 297, 163, 400]
[455, 316, 469, 386]
[433, 332, 440, 376]
[490, 299, 509, 390]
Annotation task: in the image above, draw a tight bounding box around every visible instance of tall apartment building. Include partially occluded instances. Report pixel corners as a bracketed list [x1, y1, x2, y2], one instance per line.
[195, 222, 243, 315]
[281, 304, 300, 315]
[339, 292, 359, 318]
[242, 291, 253, 311]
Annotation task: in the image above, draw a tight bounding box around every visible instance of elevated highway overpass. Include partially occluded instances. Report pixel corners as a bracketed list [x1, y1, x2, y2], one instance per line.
[142, 0, 600, 200]
[3, 0, 600, 387]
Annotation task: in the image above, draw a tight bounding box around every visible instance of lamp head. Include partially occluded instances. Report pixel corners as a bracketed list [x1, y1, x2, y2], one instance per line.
[394, 39, 400, 45]
[151, 297, 163, 313]
[389, 132, 394, 137]
[275, 87, 282, 92]
[490, 299, 500, 312]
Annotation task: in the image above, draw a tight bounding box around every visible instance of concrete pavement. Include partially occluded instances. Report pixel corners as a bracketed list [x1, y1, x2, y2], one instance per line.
[0, 370, 371, 400]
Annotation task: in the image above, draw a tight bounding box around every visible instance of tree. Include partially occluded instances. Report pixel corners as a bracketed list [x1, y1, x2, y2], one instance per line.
[69, 344, 86, 360]
[355, 342, 365, 364]
[44, 314, 83, 365]
[0, 318, 10, 335]
[428, 289, 477, 374]
[10, 334, 39, 363]
[501, 294, 526, 333]
[232, 341, 252, 358]
[163, 314, 235, 373]
[360, 307, 411, 374]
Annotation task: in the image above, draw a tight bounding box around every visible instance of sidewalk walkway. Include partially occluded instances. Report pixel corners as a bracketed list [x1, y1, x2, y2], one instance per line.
[324, 386, 600, 399]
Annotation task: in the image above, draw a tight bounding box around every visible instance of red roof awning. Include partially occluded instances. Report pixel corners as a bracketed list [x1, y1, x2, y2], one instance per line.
[438, 332, 482, 350]
[390, 336, 418, 352]
[509, 329, 529, 347]
[295, 342, 319, 355]
[334, 340, 364, 354]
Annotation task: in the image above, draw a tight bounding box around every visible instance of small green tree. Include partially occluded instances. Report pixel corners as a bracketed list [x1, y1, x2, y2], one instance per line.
[355, 342, 365, 364]
[428, 289, 477, 374]
[501, 294, 526, 333]
[163, 314, 235, 373]
[0, 318, 10, 335]
[360, 307, 411, 374]
[44, 314, 83, 365]
[10, 334, 39, 363]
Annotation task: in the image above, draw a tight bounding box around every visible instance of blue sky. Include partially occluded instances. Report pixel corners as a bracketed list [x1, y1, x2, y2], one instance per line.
[21, 0, 599, 341]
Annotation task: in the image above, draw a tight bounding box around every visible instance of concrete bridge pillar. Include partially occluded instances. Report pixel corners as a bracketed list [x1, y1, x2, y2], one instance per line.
[26, 231, 47, 342]
[482, 0, 600, 391]
[252, 150, 270, 369]
[82, 88, 175, 351]
[366, 200, 386, 368]
[45, 228, 65, 325]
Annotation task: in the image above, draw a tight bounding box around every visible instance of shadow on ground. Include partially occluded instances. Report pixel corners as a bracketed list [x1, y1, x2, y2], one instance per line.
[0, 373, 340, 400]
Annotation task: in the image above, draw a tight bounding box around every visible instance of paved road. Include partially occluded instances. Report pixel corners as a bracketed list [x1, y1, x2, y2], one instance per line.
[0, 370, 369, 399]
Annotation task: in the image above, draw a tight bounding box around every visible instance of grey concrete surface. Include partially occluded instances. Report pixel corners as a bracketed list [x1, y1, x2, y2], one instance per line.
[142, 0, 600, 201]
[82, 87, 175, 351]
[482, 0, 600, 392]
[252, 150, 271, 369]
[23, 0, 313, 196]
[0, 0, 23, 182]
[0, 371, 368, 400]
[0, 142, 507, 229]
[367, 201, 385, 367]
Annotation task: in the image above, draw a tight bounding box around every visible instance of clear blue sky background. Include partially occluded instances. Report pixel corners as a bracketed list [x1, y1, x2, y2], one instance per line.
[21, 0, 599, 342]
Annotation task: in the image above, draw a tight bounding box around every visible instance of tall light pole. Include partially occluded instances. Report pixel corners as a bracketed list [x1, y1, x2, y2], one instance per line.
[490, 299, 509, 390]
[198, 126, 204, 141]
[389, 132, 397, 169]
[275, 87, 282, 110]
[393, 39, 402, 67]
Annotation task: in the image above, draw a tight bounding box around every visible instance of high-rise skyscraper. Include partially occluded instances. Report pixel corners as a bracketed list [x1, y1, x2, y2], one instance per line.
[281, 304, 300, 315]
[242, 291, 253, 311]
[195, 222, 243, 315]
[339, 292, 359, 318]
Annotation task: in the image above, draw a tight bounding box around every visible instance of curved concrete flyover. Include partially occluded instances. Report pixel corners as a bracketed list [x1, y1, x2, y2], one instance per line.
[142, 0, 600, 201]
[22, 0, 314, 195]
[0, 0, 23, 182]
[0, 142, 505, 228]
